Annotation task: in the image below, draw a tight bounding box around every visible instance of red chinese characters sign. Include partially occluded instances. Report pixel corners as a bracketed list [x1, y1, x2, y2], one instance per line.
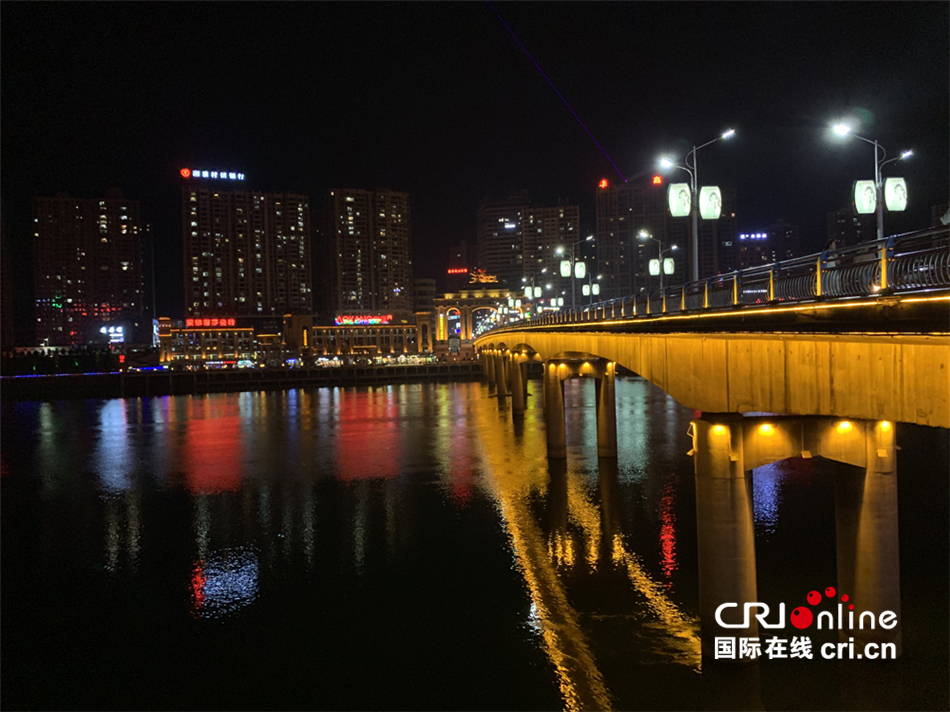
[186, 318, 237, 328]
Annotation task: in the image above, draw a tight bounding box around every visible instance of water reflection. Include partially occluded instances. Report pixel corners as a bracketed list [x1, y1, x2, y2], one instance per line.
[190, 546, 260, 619]
[2, 384, 946, 712]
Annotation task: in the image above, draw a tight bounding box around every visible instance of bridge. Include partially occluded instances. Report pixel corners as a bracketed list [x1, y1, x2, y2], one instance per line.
[472, 225, 949, 662]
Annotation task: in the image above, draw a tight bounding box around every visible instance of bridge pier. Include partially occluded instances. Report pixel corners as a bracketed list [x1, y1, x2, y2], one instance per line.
[541, 358, 617, 460]
[834, 420, 901, 656]
[692, 416, 759, 660]
[483, 349, 496, 396]
[494, 351, 509, 401]
[543, 362, 567, 459]
[509, 352, 526, 415]
[691, 415, 903, 661]
[595, 362, 617, 457]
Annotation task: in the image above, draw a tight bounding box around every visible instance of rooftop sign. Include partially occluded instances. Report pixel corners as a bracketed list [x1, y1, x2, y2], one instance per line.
[181, 168, 245, 181]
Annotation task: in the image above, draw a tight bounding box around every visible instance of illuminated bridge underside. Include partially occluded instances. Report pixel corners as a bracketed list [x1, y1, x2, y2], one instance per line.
[476, 330, 949, 428]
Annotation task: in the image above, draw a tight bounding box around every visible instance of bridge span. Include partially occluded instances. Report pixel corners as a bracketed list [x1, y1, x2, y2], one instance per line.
[474, 227, 950, 429]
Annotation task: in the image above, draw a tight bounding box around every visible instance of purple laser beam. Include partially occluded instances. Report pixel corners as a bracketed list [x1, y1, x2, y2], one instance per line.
[486, 0, 627, 182]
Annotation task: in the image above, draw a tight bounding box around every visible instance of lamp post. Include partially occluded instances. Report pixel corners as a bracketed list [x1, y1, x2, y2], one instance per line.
[638, 229, 678, 291]
[660, 128, 735, 282]
[832, 124, 913, 241]
[581, 274, 602, 304]
[555, 236, 594, 308]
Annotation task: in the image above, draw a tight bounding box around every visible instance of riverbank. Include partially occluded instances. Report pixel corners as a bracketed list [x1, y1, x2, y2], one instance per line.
[0, 362, 485, 401]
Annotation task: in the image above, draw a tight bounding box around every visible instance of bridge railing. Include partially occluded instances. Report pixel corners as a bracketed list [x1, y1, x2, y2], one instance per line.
[500, 225, 949, 331]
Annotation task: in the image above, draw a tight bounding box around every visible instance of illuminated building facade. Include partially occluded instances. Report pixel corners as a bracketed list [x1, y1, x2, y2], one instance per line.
[325, 188, 413, 320]
[476, 192, 580, 293]
[181, 174, 311, 320]
[34, 190, 148, 346]
[158, 316, 255, 362]
[308, 325, 418, 357]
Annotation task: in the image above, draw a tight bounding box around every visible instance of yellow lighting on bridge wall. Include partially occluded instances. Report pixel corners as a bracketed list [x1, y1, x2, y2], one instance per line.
[712, 424, 727, 435]
[759, 423, 775, 436]
[837, 421, 853, 433]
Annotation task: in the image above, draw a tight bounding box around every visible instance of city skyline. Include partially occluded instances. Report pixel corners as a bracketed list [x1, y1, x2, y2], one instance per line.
[2, 3, 947, 340]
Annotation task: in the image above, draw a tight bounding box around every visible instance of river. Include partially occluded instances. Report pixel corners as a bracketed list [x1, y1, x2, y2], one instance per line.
[1, 379, 947, 710]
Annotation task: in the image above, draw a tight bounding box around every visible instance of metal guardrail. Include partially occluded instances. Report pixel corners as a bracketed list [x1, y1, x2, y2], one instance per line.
[489, 225, 949, 331]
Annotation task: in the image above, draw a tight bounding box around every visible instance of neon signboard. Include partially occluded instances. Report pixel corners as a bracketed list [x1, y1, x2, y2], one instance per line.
[186, 318, 237, 327]
[599, 179, 609, 189]
[334, 315, 393, 326]
[181, 168, 246, 181]
[447, 268, 468, 274]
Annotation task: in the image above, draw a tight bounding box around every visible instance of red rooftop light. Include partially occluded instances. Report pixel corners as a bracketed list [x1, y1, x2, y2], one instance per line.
[652, 175, 663, 185]
[599, 179, 609, 189]
[180, 168, 192, 178]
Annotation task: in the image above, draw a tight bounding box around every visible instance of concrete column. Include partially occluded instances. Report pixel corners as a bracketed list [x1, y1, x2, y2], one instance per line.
[835, 420, 901, 657]
[595, 361, 617, 458]
[692, 417, 758, 660]
[493, 352, 507, 400]
[485, 350, 496, 396]
[543, 362, 566, 459]
[510, 353, 526, 414]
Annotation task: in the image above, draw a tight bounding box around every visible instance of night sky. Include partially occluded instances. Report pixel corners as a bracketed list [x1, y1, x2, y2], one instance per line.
[2, 2, 947, 338]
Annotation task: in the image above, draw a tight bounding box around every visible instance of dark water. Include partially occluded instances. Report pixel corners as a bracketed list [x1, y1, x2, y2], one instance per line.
[2, 380, 947, 711]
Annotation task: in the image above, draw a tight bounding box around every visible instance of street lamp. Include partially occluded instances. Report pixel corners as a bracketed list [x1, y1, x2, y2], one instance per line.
[832, 123, 913, 241]
[555, 236, 594, 308]
[581, 274, 602, 304]
[638, 229, 678, 291]
[522, 268, 548, 300]
[659, 128, 735, 282]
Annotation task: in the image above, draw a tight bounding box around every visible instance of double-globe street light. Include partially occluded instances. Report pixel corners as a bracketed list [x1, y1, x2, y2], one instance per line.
[832, 124, 913, 241]
[638, 229, 677, 291]
[555, 235, 594, 308]
[581, 273, 602, 304]
[659, 128, 735, 283]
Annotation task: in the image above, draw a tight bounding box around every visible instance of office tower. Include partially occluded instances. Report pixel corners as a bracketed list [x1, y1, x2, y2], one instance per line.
[326, 188, 413, 319]
[182, 175, 311, 319]
[33, 189, 147, 346]
[475, 191, 581, 296]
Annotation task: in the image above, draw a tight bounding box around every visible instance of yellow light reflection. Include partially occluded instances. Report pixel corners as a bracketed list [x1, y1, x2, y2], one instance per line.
[566, 474, 702, 670]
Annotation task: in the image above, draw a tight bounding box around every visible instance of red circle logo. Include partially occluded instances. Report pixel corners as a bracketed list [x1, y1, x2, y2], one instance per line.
[180, 168, 192, 178]
[790, 606, 814, 629]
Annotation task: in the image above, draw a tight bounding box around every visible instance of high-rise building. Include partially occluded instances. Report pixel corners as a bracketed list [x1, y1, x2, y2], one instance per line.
[736, 221, 801, 270]
[325, 188, 413, 320]
[182, 176, 311, 320]
[826, 209, 876, 248]
[595, 177, 688, 299]
[595, 178, 740, 298]
[33, 190, 148, 346]
[476, 192, 580, 296]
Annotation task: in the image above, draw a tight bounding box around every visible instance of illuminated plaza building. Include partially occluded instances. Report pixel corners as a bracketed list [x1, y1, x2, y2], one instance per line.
[181, 169, 311, 321]
[325, 188, 413, 322]
[33, 189, 148, 346]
